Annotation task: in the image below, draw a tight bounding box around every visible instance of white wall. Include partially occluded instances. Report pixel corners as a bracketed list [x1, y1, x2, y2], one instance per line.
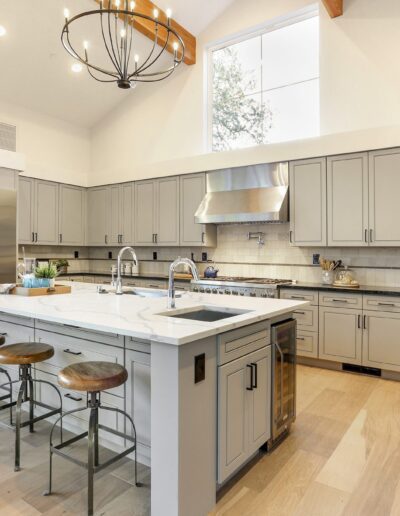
[90, 0, 400, 186]
[0, 101, 91, 186]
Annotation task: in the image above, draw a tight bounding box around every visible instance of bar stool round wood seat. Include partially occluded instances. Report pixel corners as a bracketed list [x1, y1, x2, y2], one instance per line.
[0, 339, 62, 472]
[0, 335, 5, 346]
[58, 361, 127, 392]
[44, 360, 139, 516]
[0, 342, 54, 365]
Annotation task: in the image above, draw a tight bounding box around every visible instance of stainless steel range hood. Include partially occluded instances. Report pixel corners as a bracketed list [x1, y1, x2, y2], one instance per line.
[195, 162, 289, 224]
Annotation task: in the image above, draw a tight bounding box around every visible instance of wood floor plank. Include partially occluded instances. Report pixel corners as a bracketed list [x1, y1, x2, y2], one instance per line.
[293, 481, 349, 516]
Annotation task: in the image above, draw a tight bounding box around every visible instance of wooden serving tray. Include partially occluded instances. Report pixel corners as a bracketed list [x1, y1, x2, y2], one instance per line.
[11, 285, 72, 296]
[332, 282, 360, 289]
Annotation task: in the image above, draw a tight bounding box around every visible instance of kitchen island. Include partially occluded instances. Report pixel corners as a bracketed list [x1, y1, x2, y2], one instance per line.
[0, 282, 307, 516]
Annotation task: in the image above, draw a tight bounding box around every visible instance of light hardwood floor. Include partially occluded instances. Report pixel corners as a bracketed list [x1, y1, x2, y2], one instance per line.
[1, 365, 399, 515]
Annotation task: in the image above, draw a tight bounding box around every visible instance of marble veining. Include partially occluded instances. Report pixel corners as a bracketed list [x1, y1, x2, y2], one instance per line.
[0, 282, 307, 345]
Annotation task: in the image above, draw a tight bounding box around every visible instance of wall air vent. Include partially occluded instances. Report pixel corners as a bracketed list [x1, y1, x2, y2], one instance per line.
[0, 122, 16, 152]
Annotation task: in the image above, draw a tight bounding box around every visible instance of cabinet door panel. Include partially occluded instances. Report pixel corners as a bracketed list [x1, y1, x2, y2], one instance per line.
[35, 180, 59, 244]
[319, 306, 362, 364]
[126, 349, 151, 455]
[109, 184, 122, 245]
[296, 330, 318, 358]
[59, 185, 85, 245]
[327, 153, 368, 246]
[121, 183, 133, 244]
[363, 311, 400, 372]
[180, 173, 206, 246]
[157, 177, 179, 246]
[18, 177, 34, 244]
[289, 158, 326, 246]
[369, 148, 400, 246]
[135, 180, 156, 246]
[248, 347, 271, 455]
[87, 187, 110, 246]
[218, 356, 247, 483]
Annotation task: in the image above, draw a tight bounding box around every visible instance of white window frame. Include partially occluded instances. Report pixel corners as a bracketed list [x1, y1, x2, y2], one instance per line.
[205, 4, 319, 152]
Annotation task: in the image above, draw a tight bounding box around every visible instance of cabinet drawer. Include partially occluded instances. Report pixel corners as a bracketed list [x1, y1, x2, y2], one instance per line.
[35, 329, 124, 398]
[296, 330, 318, 358]
[280, 289, 318, 306]
[218, 321, 270, 365]
[292, 305, 318, 332]
[319, 292, 362, 309]
[35, 320, 124, 348]
[363, 295, 400, 313]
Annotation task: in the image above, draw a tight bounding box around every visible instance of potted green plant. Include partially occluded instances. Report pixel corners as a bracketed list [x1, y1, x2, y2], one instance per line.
[55, 259, 69, 274]
[35, 263, 58, 288]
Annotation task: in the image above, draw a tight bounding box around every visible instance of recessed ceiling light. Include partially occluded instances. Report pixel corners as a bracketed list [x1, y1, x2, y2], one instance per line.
[0, 26, 6, 37]
[71, 62, 83, 73]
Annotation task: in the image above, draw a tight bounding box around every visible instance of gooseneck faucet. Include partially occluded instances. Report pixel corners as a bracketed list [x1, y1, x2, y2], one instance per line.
[115, 247, 138, 295]
[168, 257, 199, 309]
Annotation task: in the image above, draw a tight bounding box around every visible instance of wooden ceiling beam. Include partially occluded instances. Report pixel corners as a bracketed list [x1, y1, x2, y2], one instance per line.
[322, 0, 343, 18]
[94, 0, 196, 65]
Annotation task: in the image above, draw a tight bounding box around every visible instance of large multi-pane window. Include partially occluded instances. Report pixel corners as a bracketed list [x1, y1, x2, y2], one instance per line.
[209, 12, 320, 151]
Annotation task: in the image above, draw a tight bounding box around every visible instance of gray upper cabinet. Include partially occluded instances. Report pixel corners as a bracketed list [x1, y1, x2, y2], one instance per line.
[327, 153, 369, 247]
[59, 184, 86, 246]
[121, 183, 134, 245]
[87, 186, 110, 246]
[109, 184, 121, 246]
[35, 180, 59, 245]
[157, 176, 180, 246]
[18, 176, 35, 244]
[180, 173, 217, 247]
[369, 148, 400, 246]
[135, 180, 156, 246]
[289, 157, 327, 246]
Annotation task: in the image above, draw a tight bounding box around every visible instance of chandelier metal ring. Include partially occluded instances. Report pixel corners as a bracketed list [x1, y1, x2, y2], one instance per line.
[61, 3, 185, 89]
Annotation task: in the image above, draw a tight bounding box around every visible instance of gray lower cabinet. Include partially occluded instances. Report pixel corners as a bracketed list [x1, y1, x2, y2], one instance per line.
[179, 173, 216, 247]
[319, 306, 362, 365]
[362, 310, 400, 372]
[125, 345, 151, 462]
[59, 184, 86, 245]
[218, 345, 271, 483]
[87, 186, 110, 246]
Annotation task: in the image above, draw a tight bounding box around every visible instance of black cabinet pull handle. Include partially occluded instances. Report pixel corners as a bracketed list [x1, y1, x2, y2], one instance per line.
[357, 314, 361, 329]
[64, 393, 82, 402]
[63, 348, 82, 356]
[32, 232, 35, 243]
[246, 364, 253, 391]
[251, 363, 258, 389]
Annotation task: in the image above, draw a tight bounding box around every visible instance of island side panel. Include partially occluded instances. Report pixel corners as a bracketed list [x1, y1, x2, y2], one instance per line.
[151, 337, 217, 516]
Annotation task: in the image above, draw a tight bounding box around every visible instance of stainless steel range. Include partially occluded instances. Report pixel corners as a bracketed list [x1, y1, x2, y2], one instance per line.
[190, 277, 292, 298]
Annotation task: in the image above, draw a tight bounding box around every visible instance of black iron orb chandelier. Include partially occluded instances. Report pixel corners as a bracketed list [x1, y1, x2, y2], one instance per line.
[61, 0, 185, 89]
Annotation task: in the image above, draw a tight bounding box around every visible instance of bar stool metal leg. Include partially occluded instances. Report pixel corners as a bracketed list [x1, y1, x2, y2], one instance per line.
[88, 406, 96, 516]
[15, 376, 27, 471]
[0, 367, 14, 425]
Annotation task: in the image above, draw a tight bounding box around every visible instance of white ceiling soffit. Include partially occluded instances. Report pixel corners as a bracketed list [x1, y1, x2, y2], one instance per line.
[0, 0, 235, 128]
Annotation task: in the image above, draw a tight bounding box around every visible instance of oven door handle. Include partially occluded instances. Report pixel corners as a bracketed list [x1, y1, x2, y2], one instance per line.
[275, 341, 284, 419]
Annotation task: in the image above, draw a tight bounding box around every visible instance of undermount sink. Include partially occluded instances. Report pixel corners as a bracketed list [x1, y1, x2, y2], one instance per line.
[158, 306, 251, 322]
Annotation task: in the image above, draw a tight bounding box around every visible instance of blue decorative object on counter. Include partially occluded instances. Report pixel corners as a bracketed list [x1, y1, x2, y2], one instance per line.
[204, 265, 219, 278]
[22, 276, 50, 288]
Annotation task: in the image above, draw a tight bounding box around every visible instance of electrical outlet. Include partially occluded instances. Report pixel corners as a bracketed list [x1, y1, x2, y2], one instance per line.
[153, 252, 157, 260]
[312, 253, 320, 265]
[108, 251, 112, 259]
[201, 252, 207, 262]
[194, 353, 205, 384]
[74, 251, 79, 259]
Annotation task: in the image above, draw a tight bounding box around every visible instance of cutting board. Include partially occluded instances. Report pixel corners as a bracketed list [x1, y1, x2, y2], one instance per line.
[11, 285, 72, 296]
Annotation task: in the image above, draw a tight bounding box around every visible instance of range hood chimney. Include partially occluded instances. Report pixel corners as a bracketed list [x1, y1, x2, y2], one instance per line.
[195, 162, 289, 224]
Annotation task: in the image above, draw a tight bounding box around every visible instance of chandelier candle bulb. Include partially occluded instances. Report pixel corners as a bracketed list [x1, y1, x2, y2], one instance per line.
[166, 8, 172, 19]
[63, 8, 69, 20]
[153, 8, 159, 19]
[130, 1, 135, 11]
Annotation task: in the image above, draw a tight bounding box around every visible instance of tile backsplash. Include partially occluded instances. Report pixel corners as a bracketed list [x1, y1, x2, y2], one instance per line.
[19, 223, 400, 287]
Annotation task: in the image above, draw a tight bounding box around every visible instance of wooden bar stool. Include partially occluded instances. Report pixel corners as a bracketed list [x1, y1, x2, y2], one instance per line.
[0, 339, 63, 471]
[43, 361, 139, 516]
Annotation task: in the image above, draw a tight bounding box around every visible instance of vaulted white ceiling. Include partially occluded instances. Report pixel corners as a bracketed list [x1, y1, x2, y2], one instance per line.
[0, 0, 234, 128]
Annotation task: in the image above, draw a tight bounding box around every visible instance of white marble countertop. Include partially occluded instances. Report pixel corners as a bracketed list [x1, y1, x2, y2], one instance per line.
[0, 283, 308, 345]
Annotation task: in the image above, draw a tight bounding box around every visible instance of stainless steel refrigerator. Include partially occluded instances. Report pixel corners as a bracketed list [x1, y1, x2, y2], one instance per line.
[0, 188, 17, 283]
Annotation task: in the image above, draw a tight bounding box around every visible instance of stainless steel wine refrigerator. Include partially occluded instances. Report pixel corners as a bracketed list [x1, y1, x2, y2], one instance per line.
[0, 188, 17, 284]
[270, 318, 297, 447]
